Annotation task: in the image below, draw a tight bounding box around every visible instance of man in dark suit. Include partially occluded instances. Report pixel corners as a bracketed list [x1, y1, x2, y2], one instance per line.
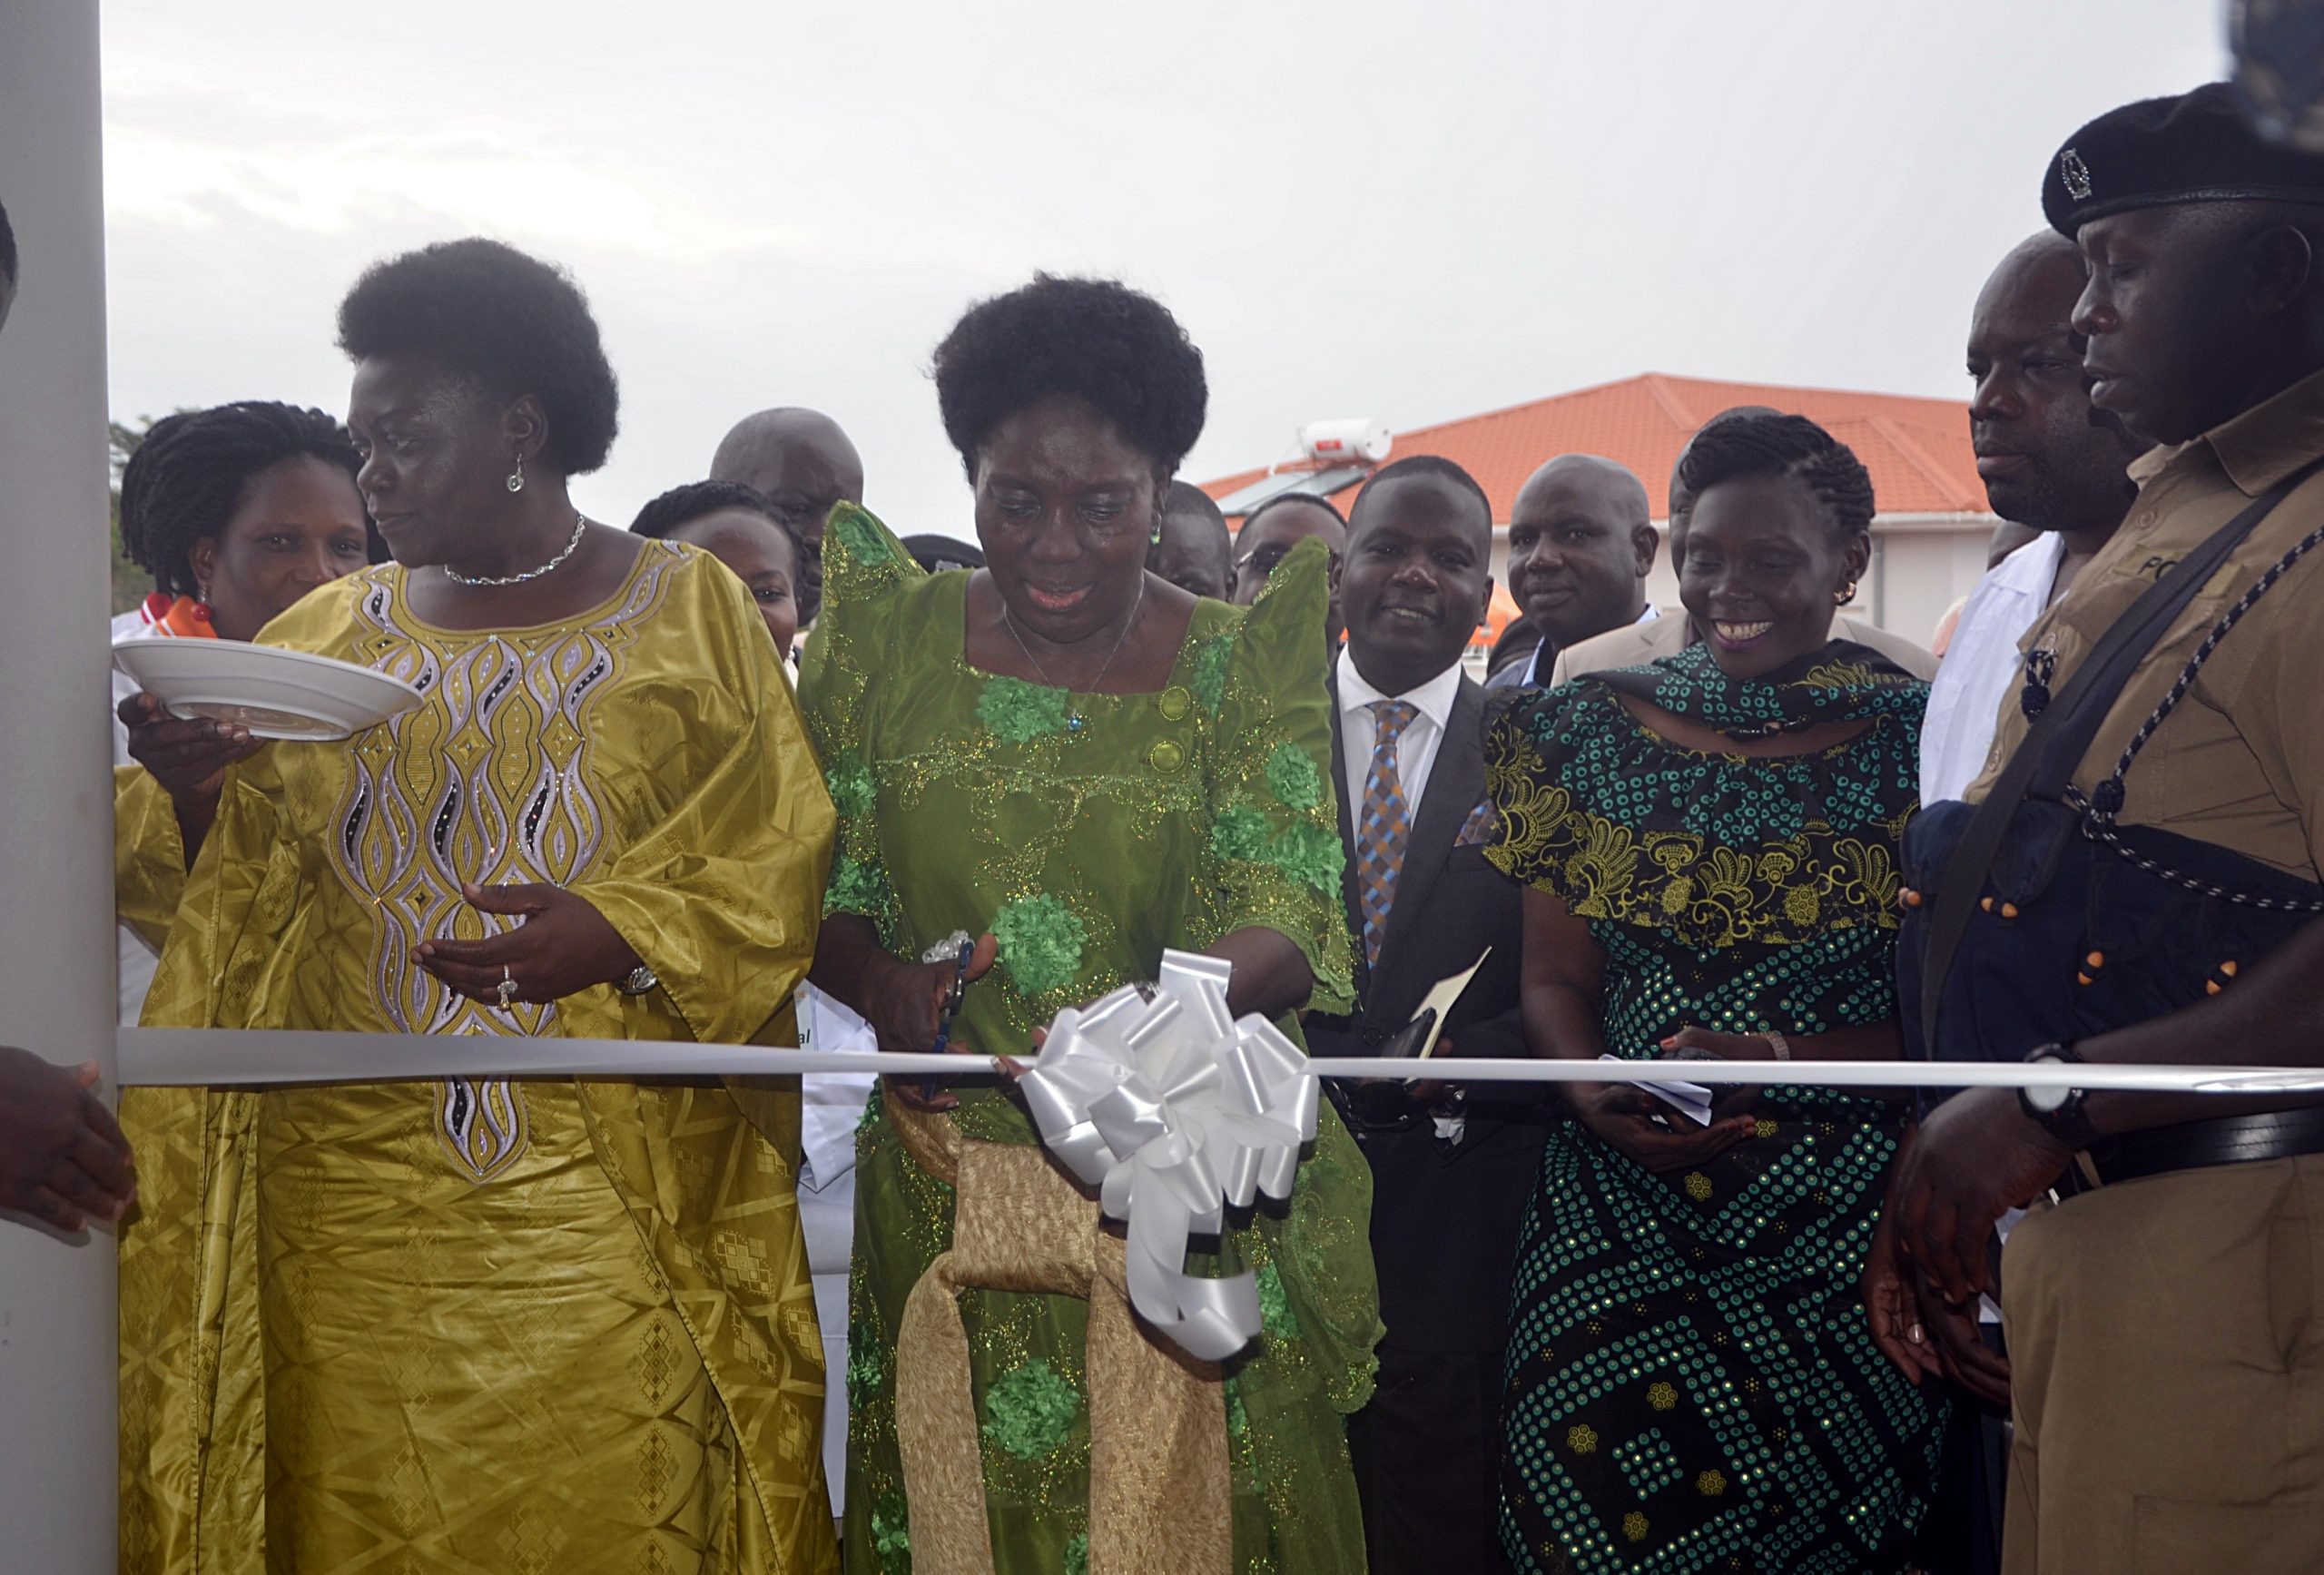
[1308, 454, 1542, 1573]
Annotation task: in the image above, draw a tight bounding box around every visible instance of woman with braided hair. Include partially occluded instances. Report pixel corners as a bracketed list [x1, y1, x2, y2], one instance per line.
[113, 399, 379, 645]
[1487, 413, 1945, 1572]
[107, 400, 379, 1020]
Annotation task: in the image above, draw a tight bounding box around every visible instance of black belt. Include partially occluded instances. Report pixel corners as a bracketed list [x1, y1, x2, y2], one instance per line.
[2075, 1104, 2324, 1189]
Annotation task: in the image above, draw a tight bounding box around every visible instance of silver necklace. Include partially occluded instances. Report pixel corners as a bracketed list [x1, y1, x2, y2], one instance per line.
[999, 574, 1146, 734]
[441, 513, 588, 588]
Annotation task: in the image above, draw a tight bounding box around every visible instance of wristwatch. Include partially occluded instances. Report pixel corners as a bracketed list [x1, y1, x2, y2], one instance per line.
[614, 962, 659, 998]
[2017, 1041, 2097, 1149]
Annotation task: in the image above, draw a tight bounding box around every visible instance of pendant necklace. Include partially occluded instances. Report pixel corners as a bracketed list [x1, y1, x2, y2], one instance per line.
[1000, 575, 1145, 733]
[441, 513, 588, 588]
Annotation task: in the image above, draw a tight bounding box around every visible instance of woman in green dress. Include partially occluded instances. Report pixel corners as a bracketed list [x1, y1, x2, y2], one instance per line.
[798, 275, 1379, 1575]
[1485, 415, 1945, 1573]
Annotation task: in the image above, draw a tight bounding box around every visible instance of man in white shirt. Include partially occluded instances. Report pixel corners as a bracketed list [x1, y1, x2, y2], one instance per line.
[1922, 230, 2151, 802]
[1485, 454, 1658, 690]
[1875, 228, 2147, 1575]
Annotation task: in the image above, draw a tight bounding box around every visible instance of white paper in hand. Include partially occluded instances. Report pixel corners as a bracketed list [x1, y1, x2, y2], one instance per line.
[1600, 1053, 1716, 1127]
[1412, 947, 1492, 1060]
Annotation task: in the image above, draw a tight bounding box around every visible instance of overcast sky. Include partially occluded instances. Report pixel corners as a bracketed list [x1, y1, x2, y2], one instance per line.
[100, 2, 2222, 538]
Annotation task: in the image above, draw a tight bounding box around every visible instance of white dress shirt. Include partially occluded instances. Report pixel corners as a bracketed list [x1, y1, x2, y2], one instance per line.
[1913, 534, 2067, 1321]
[1918, 535, 2066, 804]
[1336, 646, 1465, 820]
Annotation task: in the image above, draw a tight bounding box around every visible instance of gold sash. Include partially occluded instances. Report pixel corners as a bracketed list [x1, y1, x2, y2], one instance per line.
[885, 1088, 1232, 1575]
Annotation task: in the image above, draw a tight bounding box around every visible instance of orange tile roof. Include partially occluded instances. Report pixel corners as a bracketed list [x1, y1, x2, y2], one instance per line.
[1200, 371, 1991, 522]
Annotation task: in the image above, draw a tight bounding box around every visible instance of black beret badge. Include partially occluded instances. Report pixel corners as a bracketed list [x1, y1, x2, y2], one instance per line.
[2059, 147, 2094, 202]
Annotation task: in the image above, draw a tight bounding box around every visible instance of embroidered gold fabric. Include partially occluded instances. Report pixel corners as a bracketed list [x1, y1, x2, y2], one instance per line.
[116, 543, 839, 1573]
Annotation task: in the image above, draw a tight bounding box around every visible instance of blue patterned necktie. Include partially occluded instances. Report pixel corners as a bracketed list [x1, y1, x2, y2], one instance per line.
[1357, 699, 1419, 968]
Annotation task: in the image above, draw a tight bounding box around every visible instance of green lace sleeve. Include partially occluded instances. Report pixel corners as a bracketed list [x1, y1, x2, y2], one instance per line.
[797, 503, 920, 950]
[1189, 536, 1356, 1016]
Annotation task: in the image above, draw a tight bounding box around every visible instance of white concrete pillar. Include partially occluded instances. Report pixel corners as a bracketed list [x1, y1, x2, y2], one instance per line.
[0, 4, 120, 1570]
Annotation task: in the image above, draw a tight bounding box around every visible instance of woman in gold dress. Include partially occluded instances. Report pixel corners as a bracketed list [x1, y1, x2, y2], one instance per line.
[115, 239, 839, 1574]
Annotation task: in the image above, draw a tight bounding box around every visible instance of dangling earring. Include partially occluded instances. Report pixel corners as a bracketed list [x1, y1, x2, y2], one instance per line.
[192, 579, 213, 621]
[1150, 517, 1164, 546]
[1835, 580, 1858, 606]
[507, 451, 526, 494]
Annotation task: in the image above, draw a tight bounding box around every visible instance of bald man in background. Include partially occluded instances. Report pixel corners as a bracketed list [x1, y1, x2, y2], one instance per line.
[709, 406, 864, 625]
[1485, 454, 1659, 690]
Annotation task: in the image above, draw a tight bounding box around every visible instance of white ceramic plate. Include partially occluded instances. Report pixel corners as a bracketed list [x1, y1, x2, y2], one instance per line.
[112, 637, 425, 742]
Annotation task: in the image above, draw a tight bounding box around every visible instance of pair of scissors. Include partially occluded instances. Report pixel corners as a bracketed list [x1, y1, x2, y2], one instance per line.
[921, 936, 975, 1102]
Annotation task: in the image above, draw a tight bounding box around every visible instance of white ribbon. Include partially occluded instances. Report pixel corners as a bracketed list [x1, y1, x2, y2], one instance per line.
[1017, 950, 1319, 1363]
[115, 1027, 2324, 1098]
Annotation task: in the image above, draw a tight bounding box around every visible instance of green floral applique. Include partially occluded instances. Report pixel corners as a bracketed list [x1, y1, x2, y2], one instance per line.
[871, 1491, 911, 1571]
[829, 507, 895, 569]
[1256, 1260, 1303, 1341]
[1265, 740, 1324, 811]
[825, 751, 878, 820]
[1225, 1376, 1250, 1439]
[978, 675, 1071, 744]
[1211, 801, 1344, 895]
[826, 853, 891, 919]
[980, 1358, 1081, 1461]
[845, 1334, 884, 1403]
[1065, 1531, 1091, 1575]
[992, 892, 1088, 996]
[1210, 802, 1273, 864]
[1188, 633, 1233, 715]
[1268, 818, 1345, 896]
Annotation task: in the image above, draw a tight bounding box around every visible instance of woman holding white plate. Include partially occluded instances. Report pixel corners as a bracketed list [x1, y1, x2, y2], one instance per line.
[109, 400, 380, 1022]
[114, 240, 839, 1574]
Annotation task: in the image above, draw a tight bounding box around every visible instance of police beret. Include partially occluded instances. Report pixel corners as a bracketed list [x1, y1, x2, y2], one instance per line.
[2045, 82, 2324, 236]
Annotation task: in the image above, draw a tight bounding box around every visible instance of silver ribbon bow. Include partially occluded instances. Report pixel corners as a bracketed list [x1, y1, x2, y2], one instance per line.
[1019, 950, 1319, 1362]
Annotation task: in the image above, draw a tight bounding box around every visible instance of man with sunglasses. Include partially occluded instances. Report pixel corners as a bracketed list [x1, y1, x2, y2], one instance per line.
[1229, 490, 1348, 647]
[708, 404, 864, 625]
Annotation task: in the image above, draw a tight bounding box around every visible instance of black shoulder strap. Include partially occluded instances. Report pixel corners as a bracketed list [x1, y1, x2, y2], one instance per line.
[1917, 453, 2324, 1059]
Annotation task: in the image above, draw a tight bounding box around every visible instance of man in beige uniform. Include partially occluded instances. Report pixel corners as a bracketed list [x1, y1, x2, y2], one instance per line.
[1886, 84, 2324, 1575]
[1548, 412, 1938, 684]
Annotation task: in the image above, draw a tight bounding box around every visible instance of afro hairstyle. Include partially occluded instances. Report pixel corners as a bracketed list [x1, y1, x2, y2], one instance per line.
[336, 237, 620, 476]
[931, 273, 1206, 483]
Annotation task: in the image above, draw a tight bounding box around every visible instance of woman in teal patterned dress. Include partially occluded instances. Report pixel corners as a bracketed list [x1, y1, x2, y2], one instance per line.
[1485, 415, 1945, 1574]
[799, 276, 1378, 1575]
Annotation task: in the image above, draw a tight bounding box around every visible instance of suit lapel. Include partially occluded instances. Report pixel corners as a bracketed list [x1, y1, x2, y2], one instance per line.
[1374, 675, 1484, 973]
